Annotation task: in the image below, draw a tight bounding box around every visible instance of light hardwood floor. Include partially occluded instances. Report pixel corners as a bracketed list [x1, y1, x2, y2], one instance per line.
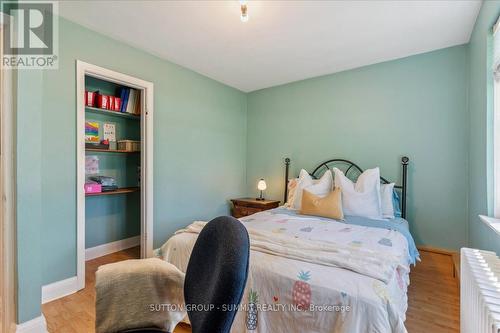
[405, 250, 460, 333]
[43, 247, 459, 333]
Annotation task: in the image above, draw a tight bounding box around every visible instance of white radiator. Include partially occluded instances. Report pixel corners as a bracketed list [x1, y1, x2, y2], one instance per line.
[461, 248, 500, 333]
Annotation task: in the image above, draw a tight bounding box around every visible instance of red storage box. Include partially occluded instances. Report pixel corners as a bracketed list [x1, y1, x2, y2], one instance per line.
[84, 183, 102, 194]
[108, 96, 115, 110]
[85, 91, 96, 107]
[113, 97, 121, 111]
[97, 94, 109, 109]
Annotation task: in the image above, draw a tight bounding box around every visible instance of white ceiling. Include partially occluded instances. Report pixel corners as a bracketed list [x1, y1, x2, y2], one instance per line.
[60, 0, 482, 92]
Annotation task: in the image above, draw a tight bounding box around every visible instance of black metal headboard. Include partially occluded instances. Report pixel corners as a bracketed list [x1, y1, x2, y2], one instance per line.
[284, 156, 409, 219]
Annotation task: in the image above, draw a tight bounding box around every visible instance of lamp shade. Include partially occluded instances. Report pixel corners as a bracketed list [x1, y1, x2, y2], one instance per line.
[257, 179, 267, 191]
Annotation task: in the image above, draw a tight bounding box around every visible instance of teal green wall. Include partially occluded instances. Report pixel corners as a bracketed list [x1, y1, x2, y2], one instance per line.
[86, 193, 141, 248]
[246, 45, 469, 250]
[17, 17, 247, 322]
[16, 70, 44, 323]
[468, 1, 500, 254]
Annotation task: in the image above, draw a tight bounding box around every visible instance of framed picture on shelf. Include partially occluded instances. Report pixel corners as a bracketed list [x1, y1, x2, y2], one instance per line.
[103, 123, 116, 142]
[85, 121, 99, 143]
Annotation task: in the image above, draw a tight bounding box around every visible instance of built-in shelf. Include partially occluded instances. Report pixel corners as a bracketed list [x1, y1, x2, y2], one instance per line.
[85, 106, 140, 120]
[85, 187, 140, 197]
[85, 148, 139, 154]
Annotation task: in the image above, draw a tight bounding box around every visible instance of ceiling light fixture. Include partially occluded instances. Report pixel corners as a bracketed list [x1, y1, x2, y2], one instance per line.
[240, 0, 249, 22]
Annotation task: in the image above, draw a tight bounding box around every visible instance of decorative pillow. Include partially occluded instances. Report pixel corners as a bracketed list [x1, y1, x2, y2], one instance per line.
[380, 183, 395, 219]
[286, 176, 328, 208]
[285, 178, 299, 208]
[300, 188, 344, 220]
[333, 167, 382, 219]
[291, 169, 333, 210]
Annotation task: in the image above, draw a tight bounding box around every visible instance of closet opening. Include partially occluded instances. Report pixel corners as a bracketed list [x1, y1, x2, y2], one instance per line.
[76, 61, 154, 290]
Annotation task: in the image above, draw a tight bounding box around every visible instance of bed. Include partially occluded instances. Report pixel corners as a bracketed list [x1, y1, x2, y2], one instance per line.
[159, 157, 418, 333]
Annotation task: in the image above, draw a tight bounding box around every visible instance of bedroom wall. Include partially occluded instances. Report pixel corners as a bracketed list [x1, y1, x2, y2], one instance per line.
[17, 17, 247, 323]
[16, 70, 45, 323]
[467, 1, 500, 254]
[246, 45, 469, 250]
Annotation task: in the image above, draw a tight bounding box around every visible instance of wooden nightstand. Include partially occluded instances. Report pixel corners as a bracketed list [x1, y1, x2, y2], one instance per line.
[230, 198, 281, 218]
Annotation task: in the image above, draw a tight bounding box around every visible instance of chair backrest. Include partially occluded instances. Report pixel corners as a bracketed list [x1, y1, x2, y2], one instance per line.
[184, 216, 250, 333]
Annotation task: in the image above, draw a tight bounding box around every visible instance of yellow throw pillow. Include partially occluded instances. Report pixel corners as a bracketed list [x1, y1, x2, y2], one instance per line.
[300, 188, 344, 220]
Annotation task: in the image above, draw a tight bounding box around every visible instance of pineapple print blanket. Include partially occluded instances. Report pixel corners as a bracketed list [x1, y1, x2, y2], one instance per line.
[160, 208, 414, 333]
[176, 220, 402, 284]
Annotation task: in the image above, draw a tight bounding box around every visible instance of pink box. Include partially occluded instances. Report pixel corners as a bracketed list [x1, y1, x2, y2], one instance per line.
[84, 183, 102, 194]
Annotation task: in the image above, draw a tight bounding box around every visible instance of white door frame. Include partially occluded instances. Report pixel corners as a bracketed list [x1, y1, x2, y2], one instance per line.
[76, 60, 154, 290]
[1, 13, 17, 333]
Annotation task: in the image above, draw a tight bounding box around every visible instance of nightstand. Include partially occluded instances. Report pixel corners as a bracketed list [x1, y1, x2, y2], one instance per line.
[230, 198, 281, 218]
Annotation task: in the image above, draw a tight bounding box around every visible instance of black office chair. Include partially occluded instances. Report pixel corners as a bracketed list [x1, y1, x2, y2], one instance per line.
[112, 216, 250, 333]
[184, 215, 250, 333]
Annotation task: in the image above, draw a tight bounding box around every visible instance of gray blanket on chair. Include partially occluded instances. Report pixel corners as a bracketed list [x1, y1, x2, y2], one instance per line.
[95, 258, 186, 333]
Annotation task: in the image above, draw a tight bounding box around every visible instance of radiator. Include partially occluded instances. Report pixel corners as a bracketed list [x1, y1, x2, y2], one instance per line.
[461, 248, 500, 333]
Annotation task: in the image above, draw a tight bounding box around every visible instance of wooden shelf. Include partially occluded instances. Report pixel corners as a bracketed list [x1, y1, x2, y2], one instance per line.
[85, 148, 139, 154]
[85, 106, 140, 120]
[85, 187, 140, 197]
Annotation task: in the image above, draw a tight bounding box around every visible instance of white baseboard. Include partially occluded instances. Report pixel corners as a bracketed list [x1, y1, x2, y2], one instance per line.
[38, 237, 140, 305]
[16, 315, 47, 333]
[85, 235, 140, 261]
[41, 276, 79, 304]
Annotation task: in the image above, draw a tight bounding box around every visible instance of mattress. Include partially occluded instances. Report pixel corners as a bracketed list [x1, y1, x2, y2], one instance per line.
[159, 208, 418, 333]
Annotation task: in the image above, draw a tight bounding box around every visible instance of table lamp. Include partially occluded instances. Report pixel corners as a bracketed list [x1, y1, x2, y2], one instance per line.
[257, 179, 267, 200]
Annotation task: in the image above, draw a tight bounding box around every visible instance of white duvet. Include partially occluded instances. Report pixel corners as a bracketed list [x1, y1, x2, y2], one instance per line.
[159, 209, 412, 333]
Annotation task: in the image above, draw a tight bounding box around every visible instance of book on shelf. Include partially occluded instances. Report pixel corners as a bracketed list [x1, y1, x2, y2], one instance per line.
[117, 87, 141, 115]
[126, 89, 136, 114]
[133, 90, 141, 115]
[118, 87, 130, 113]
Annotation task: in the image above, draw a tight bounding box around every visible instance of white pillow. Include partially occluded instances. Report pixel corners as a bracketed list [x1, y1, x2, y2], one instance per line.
[380, 183, 395, 219]
[286, 177, 328, 208]
[333, 167, 382, 219]
[291, 169, 333, 210]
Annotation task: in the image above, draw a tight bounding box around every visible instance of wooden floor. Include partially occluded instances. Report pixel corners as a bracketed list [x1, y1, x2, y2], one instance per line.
[43, 248, 459, 333]
[405, 250, 460, 332]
